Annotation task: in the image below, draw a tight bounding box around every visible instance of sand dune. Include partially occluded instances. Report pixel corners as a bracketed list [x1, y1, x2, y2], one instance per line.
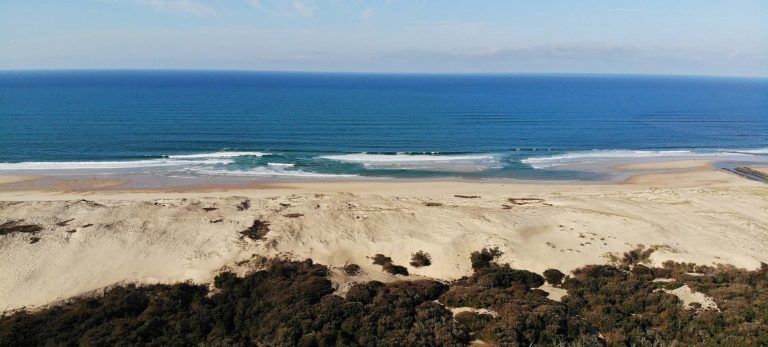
[0, 164, 767, 312]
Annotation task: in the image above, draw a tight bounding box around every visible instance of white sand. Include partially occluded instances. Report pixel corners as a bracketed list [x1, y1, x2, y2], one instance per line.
[539, 283, 568, 302]
[662, 284, 719, 311]
[0, 162, 766, 311]
[449, 306, 499, 318]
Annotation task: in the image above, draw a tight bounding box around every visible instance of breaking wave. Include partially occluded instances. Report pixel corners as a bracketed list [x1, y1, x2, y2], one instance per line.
[521, 149, 757, 169]
[319, 152, 501, 172]
[0, 158, 232, 170]
[0, 151, 268, 171]
[189, 167, 357, 178]
[166, 151, 269, 159]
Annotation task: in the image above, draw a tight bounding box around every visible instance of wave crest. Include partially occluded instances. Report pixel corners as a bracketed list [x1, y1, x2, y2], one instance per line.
[190, 167, 357, 178]
[521, 149, 753, 169]
[319, 152, 500, 172]
[0, 158, 232, 170]
[167, 151, 269, 159]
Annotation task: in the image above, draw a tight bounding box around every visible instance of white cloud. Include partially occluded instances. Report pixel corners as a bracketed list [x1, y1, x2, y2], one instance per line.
[134, 0, 217, 16]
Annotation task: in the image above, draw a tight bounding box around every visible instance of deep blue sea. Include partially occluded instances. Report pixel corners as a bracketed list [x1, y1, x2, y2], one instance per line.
[1, 71, 767, 180]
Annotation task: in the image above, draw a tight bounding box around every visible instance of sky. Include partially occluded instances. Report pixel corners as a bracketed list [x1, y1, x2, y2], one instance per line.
[0, 0, 766, 76]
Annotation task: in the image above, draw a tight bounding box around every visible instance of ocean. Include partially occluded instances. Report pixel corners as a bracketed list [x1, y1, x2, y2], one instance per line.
[1, 70, 766, 181]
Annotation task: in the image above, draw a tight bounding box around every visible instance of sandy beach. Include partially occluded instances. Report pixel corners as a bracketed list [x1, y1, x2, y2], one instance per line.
[1, 160, 767, 312]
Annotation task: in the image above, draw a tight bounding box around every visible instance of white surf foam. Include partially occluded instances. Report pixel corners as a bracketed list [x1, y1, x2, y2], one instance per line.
[0, 158, 233, 170]
[521, 149, 749, 169]
[0, 151, 269, 171]
[321, 153, 496, 163]
[719, 148, 768, 155]
[319, 153, 500, 172]
[190, 167, 357, 178]
[267, 162, 295, 168]
[167, 151, 269, 159]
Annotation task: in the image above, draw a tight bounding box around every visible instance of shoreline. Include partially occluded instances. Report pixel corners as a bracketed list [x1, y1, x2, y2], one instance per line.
[0, 160, 757, 200]
[1, 150, 766, 190]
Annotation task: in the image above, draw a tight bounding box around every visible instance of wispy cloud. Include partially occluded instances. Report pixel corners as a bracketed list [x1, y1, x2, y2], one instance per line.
[292, 1, 314, 17]
[245, 0, 371, 20]
[375, 43, 649, 73]
[133, 0, 217, 16]
[412, 44, 641, 61]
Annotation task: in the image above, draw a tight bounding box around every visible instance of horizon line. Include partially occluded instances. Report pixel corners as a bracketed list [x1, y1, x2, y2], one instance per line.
[1, 68, 766, 80]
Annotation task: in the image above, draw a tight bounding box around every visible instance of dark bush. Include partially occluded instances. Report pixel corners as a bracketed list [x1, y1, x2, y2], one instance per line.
[371, 254, 409, 276]
[441, 251, 600, 346]
[470, 247, 503, 270]
[543, 268, 565, 286]
[240, 219, 269, 240]
[410, 250, 432, 268]
[213, 271, 239, 289]
[345, 281, 385, 303]
[0, 259, 463, 346]
[471, 264, 544, 288]
[0, 220, 43, 235]
[371, 254, 392, 266]
[236, 199, 250, 211]
[454, 311, 494, 331]
[382, 263, 409, 276]
[630, 264, 654, 276]
[5, 245, 768, 346]
[561, 257, 768, 346]
[619, 244, 655, 267]
[343, 263, 362, 276]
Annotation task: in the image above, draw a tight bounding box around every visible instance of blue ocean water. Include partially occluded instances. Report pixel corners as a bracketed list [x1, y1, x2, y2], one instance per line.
[0, 70, 766, 180]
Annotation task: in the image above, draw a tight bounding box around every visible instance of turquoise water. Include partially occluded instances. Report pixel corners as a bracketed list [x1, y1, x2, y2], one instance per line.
[0, 71, 766, 180]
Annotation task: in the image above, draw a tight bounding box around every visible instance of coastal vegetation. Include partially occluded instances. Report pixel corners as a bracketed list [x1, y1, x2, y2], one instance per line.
[543, 269, 565, 286]
[343, 263, 362, 276]
[2, 247, 768, 346]
[371, 254, 410, 276]
[409, 250, 432, 268]
[240, 219, 270, 240]
[0, 220, 43, 236]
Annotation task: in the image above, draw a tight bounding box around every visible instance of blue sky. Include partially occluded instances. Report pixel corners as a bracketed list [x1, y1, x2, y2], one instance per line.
[1, 0, 766, 76]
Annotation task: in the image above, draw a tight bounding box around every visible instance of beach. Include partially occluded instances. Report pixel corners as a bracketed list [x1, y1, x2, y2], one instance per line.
[1, 160, 766, 312]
